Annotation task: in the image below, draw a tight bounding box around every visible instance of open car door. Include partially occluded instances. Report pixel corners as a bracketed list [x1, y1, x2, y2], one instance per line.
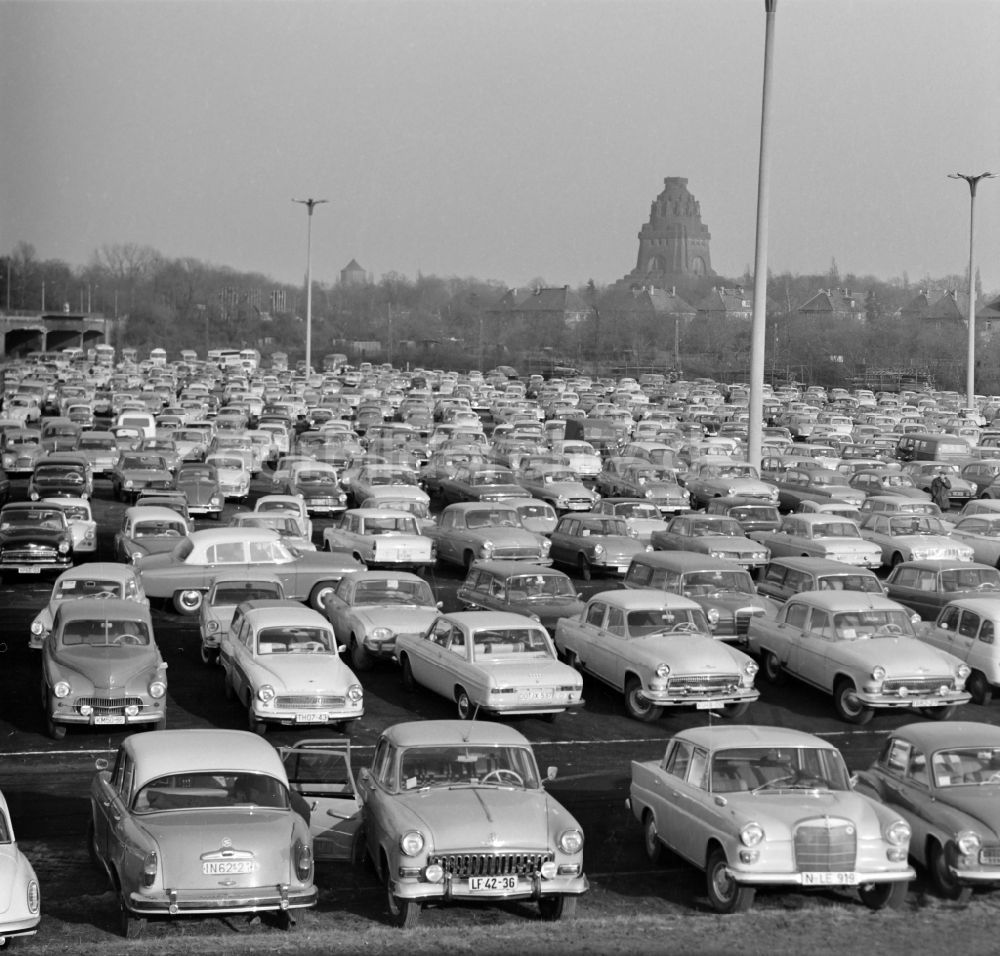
[279, 738, 361, 861]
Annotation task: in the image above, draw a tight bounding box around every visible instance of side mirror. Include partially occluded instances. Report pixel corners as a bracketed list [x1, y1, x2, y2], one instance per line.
[546, 766, 558, 782]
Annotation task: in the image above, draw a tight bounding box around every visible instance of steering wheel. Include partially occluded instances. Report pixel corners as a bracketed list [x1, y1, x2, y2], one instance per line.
[114, 633, 142, 645]
[986, 771, 1000, 783]
[92, 590, 117, 599]
[876, 623, 904, 636]
[669, 622, 698, 633]
[480, 768, 524, 786]
[300, 641, 325, 652]
[752, 773, 798, 793]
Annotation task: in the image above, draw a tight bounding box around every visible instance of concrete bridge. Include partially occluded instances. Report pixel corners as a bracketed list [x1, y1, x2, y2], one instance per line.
[0, 311, 114, 358]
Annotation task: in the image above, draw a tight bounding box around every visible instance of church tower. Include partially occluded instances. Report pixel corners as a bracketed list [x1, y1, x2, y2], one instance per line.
[629, 177, 714, 283]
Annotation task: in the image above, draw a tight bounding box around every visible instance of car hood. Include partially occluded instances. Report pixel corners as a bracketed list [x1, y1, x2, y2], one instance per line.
[0, 527, 66, 545]
[0, 844, 35, 917]
[177, 477, 220, 497]
[726, 789, 890, 836]
[355, 606, 440, 629]
[139, 810, 297, 886]
[51, 644, 160, 687]
[393, 787, 559, 848]
[254, 655, 353, 690]
[692, 590, 779, 615]
[121, 468, 172, 481]
[629, 633, 748, 669]
[697, 535, 765, 553]
[928, 787, 1000, 839]
[832, 636, 959, 674]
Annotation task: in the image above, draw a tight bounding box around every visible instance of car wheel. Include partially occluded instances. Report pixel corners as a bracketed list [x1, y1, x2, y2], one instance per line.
[118, 890, 146, 939]
[46, 715, 66, 740]
[538, 894, 577, 920]
[200, 645, 219, 666]
[462, 551, 475, 572]
[223, 671, 235, 701]
[929, 841, 974, 903]
[578, 555, 592, 581]
[762, 651, 785, 684]
[642, 811, 663, 864]
[350, 637, 374, 672]
[624, 676, 663, 723]
[386, 879, 421, 928]
[833, 679, 874, 725]
[248, 703, 267, 736]
[86, 820, 103, 872]
[720, 701, 751, 719]
[857, 879, 908, 911]
[173, 589, 203, 615]
[705, 847, 755, 914]
[308, 581, 335, 611]
[456, 688, 475, 720]
[400, 656, 416, 692]
[967, 670, 993, 706]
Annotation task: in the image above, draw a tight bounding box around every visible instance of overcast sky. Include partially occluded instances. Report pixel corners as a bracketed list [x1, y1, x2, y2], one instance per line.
[2, 0, 998, 293]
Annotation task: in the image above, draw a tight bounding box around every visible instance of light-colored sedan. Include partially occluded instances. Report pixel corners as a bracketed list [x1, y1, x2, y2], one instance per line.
[322, 508, 434, 571]
[357, 720, 587, 927]
[325, 570, 441, 671]
[198, 571, 286, 665]
[948, 513, 1000, 566]
[554, 590, 759, 721]
[428, 502, 552, 570]
[858, 513, 974, 568]
[651, 514, 770, 571]
[219, 602, 363, 734]
[749, 513, 883, 568]
[747, 591, 971, 724]
[395, 611, 583, 720]
[42, 496, 97, 555]
[254, 493, 314, 539]
[917, 596, 1000, 705]
[0, 788, 41, 946]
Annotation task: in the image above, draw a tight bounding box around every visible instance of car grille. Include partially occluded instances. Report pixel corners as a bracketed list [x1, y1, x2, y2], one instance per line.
[274, 695, 346, 709]
[491, 546, 545, 560]
[881, 677, 952, 696]
[794, 819, 857, 872]
[979, 846, 1000, 866]
[1, 547, 60, 564]
[429, 851, 553, 878]
[74, 696, 145, 715]
[666, 674, 741, 694]
[735, 609, 756, 636]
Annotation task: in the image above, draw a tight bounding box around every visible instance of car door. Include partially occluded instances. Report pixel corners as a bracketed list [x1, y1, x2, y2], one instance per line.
[654, 741, 712, 865]
[788, 608, 836, 688]
[585, 604, 629, 688]
[220, 613, 254, 702]
[405, 618, 459, 697]
[280, 740, 361, 861]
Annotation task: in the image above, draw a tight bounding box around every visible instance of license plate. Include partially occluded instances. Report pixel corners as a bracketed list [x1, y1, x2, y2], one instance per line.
[94, 715, 126, 725]
[521, 689, 553, 701]
[695, 701, 720, 710]
[468, 876, 518, 893]
[295, 713, 328, 723]
[19, 566, 41, 574]
[801, 871, 856, 886]
[203, 860, 257, 875]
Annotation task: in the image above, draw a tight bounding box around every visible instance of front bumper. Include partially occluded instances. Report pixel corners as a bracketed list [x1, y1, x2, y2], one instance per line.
[727, 864, 914, 887]
[856, 690, 971, 709]
[642, 687, 759, 708]
[128, 885, 317, 916]
[390, 871, 588, 903]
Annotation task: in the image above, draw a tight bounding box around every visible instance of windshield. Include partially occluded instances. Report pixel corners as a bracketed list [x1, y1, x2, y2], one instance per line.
[397, 744, 541, 791]
[832, 609, 916, 639]
[211, 582, 283, 604]
[256, 625, 335, 654]
[887, 517, 946, 535]
[690, 519, 743, 537]
[711, 746, 850, 793]
[135, 521, 186, 537]
[465, 509, 520, 529]
[615, 503, 660, 520]
[507, 574, 576, 599]
[626, 606, 710, 635]
[931, 747, 1000, 788]
[364, 516, 418, 534]
[1, 508, 63, 530]
[939, 568, 1000, 590]
[79, 437, 115, 450]
[682, 570, 755, 595]
[54, 578, 122, 599]
[813, 522, 860, 538]
[134, 771, 290, 813]
[353, 579, 435, 605]
[818, 574, 883, 593]
[60, 618, 150, 646]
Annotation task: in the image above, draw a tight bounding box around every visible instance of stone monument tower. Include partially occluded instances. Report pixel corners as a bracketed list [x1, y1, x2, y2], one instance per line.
[627, 177, 714, 285]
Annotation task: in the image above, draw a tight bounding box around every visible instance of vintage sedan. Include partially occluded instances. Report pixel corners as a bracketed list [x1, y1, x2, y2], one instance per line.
[849, 469, 930, 501]
[344, 463, 422, 508]
[134, 527, 363, 614]
[174, 461, 224, 519]
[0, 788, 40, 946]
[89, 728, 316, 937]
[113, 506, 192, 564]
[41, 599, 167, 739]
[749, 514, 882, 568]
[885, 559, 1000, 620]
[651, 514, 770, 571]
[704, 496, 782, 533]
[858, 513, 974, 568]
[554, 590, 759, 721]
[138, 436, 181, 472]
[510, 498, 559, 536]
[322, 508, 434, 571]
[1, 428, 42, 476]
[622, 552, 780, 643]
[948, 513, 1000, 566]
[28, 453, 93, 500]
[29, 562, 149, 649]
[357, 720, 587, 927]
[629, 725, 913, 913]
[855, 721, 1000, 901]
[219, 602, 363, 734]
[110, 452, 174, 503]
[905, 461, 976, 503]
[232, 512, 316, 551]
[76, 429, 120, 475]
[590, 498, 668, 543]
[428, 502, 552, 570]
[395, 611, 583, 720]
[770, 467, 866, 512]
[747, 591, 971, 724]
[43, 496, 97, 555]
[918, 597, 1000, 705]
[684, 457, 779, 509]
[549, 513, 650, 581]
[437, 463, 527, 505]
[756, 556, 886, 603]
[283, 461, 348, 515]
[324, 570, 441, 671]
[0, 502, 75, 577]
[198, 572, 286, 665]
[203, 452, 251, 501]
[254, 494, 314, 540]
[457, 560, 586, 633]
[515, 464, 600, 513]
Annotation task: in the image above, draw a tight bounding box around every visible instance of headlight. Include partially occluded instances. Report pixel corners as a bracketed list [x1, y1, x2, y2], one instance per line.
[53, 681, 71, 698]
[740, 823, 765, 847]
[956, 830, 982, 856]
[885, 820, 911, 847]
[957, 663, 972, 680]
[481, 539, 495, 557]
[148, 679, 167, 699]
[30, 621, 44, 636]
[871, 665, 886, 680]
[558, 829, 584, 854]
[592, 543, 605, 557]
[706, 607, 721, 624]
[58, 541, 70, 554]
[655, 663, 670, 678]
[371, 627, 393, 642]
[257, 684, 276, 702]
[124, 479, 134, 489]
[399, 830, 425, 856]
[206, 620, 219, 633]
[709, 550, 726, 559]
[744, 660, 759, 677]
[347, 683, 363, 702]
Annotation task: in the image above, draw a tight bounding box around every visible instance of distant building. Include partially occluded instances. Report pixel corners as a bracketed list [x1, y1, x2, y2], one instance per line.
[599, 284, 697, 324]
[340, 259, 369, 286]
[695, 286, 754, 322]
[487, 285, 593, 329]
[797, 288, 864, 322]
[898, 288, 971, 322]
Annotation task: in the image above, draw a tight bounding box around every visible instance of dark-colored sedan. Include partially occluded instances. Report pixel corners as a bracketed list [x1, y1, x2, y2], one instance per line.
[0, 502, 74, 577]
[885, 559, 1000, 620]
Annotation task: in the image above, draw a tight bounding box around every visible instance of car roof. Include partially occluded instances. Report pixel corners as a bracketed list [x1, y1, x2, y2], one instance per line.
[187, 527, 279, 545]
[343, 508, 415, 519]
[240, 604, 330, 628]
[676, 724, 835, 752]
[208, 570, 285, 587]
[890, 559, 994, 572]
[629, 552, 748, 572]
[890, 721, 1000, 751]
[441, 610, 550, 629]
[125, 729, 289, 788]
[380, 719, 532, 749]
[585, 588, 702, 611]
[467, 560, 570, 577]
[349, 569, 427, 583]
[938, 596, 1000, 614]
[125, 506, 186, 522]
[52, 562, 136, 583]
[766, 556, 879, 574]
[784, 591, 904, 612]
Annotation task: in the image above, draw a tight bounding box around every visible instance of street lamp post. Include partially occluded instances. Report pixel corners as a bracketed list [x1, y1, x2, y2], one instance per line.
[949, 173, 994, 411]
[292, 197, 328, 374]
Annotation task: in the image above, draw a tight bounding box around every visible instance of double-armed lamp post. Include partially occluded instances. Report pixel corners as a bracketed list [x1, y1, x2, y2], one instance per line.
[292, 197, 328, 374]
[948, 173, 994, 411]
